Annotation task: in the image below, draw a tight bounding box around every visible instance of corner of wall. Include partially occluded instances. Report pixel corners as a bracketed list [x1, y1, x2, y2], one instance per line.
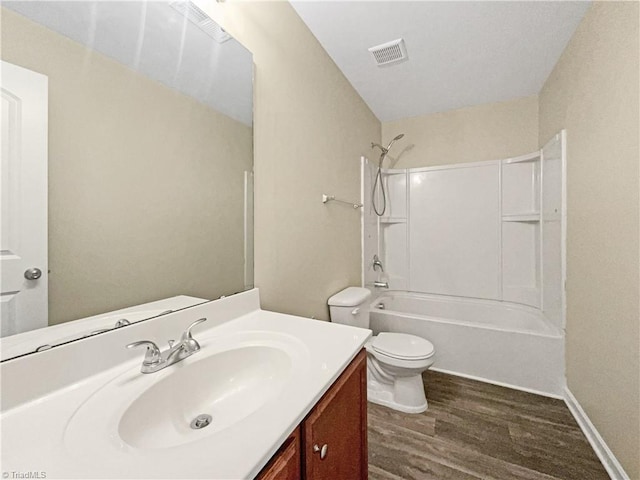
[538, 3, 640, 478]
[210, 1, 382, 320]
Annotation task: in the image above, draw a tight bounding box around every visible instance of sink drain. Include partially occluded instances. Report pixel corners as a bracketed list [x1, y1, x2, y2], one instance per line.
[190, 414, 212, 430]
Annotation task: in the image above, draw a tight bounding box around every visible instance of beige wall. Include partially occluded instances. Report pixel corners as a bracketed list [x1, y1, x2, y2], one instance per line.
[382, 95, 538, 169]
[539, 2, 640, 478]
[4, 2, 638, 474]
[1, 8, 253, 325]
[210, 2, 381, 319]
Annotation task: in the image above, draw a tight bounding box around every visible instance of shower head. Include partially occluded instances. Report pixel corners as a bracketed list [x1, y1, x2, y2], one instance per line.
[371, 133, 405, 155]
[386, 133, 404, 151]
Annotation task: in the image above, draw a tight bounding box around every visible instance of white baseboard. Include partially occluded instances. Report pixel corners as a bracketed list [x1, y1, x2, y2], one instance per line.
[430, 367, 564, 400]
[564, 387, 629, 480]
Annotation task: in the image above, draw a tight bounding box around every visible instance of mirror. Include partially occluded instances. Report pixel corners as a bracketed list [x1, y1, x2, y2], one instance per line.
[0, 1, 253, 361]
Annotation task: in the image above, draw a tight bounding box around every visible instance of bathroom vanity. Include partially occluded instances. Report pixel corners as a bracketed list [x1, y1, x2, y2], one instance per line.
[257, 350, 367, 480]
[0, 290, 371, 479]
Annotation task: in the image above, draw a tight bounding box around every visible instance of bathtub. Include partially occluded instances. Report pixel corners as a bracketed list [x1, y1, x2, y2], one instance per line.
[369, 291, 565, 397]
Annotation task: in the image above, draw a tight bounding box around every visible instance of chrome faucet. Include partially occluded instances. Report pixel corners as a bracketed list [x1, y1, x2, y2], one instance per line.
[127, 318, 207, 374]
[373, 254, 384, 272]
[373, 281, 389, 288]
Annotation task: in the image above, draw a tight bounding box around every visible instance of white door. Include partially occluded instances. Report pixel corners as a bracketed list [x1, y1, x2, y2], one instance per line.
[0, 61, 48, 337]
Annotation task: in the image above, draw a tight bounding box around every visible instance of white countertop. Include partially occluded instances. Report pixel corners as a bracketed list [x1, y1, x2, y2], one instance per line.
[0, 290, 371, 479]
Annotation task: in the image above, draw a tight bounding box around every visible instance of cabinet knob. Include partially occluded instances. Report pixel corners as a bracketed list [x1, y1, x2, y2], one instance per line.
[313, 443, 328, 460]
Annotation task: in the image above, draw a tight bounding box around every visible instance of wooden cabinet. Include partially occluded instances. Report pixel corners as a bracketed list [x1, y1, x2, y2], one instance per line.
[257, 428, 301, 480]
[256, 350, 367, 480]
[302, 349, 368, 480]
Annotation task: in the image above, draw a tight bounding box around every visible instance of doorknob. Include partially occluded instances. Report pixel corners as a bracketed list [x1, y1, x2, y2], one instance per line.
[24, 268, 42, 280]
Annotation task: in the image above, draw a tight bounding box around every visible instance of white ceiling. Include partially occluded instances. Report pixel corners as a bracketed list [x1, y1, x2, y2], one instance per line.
[291, 1, 591, 122]
[4, 1, 253, 125]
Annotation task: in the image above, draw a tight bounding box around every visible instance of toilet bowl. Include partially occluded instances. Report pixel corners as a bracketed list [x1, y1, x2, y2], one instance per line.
[328, 287, 436, 414]
[366, 332, 435, 413]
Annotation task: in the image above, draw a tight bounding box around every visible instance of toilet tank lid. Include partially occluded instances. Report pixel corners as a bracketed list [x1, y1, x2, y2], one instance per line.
[328, 287, 372, 307]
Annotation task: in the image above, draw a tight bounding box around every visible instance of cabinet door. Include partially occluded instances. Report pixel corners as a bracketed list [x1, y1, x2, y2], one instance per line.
[256, 427, 301, 480]
[303, 350, 367, 480]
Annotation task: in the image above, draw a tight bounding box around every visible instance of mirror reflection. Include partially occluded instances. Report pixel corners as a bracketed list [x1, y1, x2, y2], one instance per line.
[0, 0, 253, 361]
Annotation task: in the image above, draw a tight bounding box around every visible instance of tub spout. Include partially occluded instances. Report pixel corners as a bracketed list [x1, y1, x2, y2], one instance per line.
[374, 281, 389, 288]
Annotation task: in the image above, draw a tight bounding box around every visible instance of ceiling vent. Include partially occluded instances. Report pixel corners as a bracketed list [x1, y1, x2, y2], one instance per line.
[368, 38, 408, 67]
[170, 1, 231, 43]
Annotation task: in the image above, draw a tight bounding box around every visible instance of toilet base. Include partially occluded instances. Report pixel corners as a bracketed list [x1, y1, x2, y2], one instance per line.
[367, 383, 428, 414]
[366, 362, 429, 414]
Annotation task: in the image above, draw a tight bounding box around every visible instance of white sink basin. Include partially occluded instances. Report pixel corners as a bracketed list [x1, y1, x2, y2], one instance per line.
[63, 331, 309, 457]
[119, 345, 291, 449]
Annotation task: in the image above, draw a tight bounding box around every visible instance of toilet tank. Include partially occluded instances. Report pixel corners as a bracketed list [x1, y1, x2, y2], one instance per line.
[328, 287, 372, 329]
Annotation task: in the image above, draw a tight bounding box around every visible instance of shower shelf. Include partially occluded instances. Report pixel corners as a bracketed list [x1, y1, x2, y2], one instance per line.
[503, 152, 541, 164]
[379, 217, 407, 224]
[502, 213, 540, 222]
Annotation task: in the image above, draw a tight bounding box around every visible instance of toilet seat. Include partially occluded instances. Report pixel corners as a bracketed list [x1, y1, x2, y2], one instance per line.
[371, 332, 435, 360]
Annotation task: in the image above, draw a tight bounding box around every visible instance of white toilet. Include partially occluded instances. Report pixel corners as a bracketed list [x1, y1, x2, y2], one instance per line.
[328, 287, 435, 414]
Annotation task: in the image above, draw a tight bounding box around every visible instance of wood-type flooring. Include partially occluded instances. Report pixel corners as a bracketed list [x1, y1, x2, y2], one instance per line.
[368, 371, 610, 480]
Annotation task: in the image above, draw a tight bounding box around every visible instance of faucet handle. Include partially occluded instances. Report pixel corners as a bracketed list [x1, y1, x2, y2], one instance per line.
[181, 318, 207, 351]
[127, 340, 162, 366]
[184, 318, 207, 338]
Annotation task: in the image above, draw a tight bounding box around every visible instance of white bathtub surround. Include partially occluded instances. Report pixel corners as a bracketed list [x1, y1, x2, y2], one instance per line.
[0, 289, 371, 479]
[363, 133, 566, 322]
[361, 133, 566, 398]
[361, 156, 381, 290]
[370, 291, 565, 397]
